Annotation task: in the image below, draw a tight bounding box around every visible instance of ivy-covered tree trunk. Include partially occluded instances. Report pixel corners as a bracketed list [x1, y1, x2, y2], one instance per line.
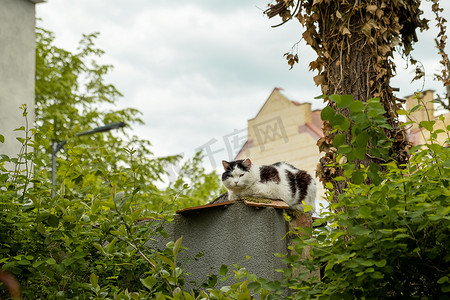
[266, 0, 429, 202]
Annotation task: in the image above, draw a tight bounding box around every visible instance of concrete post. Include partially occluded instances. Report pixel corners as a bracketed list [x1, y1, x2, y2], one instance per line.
[152, 200, 314, 290]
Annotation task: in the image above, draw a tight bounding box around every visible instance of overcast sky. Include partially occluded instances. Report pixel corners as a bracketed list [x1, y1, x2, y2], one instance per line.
[37, 0, 449, 174]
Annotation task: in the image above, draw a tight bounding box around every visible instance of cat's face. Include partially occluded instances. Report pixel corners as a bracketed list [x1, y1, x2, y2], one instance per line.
[221, 159, 254, 191]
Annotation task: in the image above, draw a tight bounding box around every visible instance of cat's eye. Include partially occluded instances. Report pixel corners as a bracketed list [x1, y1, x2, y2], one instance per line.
[239, 174, 244, 177]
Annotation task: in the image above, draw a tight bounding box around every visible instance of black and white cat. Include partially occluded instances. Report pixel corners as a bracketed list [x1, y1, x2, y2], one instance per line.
[221, 159, 316, 212]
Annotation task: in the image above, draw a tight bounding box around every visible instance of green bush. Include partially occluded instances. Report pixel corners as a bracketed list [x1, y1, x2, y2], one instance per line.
[0, 113, 224, 299]
[3, 25, 449, 299]
[1, 26, 222, 299]
[273, 95, 450, 299]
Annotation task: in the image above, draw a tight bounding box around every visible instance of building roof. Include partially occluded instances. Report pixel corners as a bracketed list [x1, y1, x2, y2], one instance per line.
[234, 87, 323, 159]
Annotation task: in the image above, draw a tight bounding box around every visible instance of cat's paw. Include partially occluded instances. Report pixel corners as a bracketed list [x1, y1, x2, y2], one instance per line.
[228, 194, 240, 201]
[290, 203, 304, 211]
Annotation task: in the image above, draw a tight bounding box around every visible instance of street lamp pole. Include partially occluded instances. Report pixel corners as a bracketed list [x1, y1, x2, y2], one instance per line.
[51, 122, 126, 197]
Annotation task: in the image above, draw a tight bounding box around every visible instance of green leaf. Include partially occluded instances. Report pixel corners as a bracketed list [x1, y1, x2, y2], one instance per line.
[410, 104, 422, 112]
[370, 272, 384, 279]
[321, 106, 335, 121]
[0, 135, 4, 143]
[337, 95, 354, 108]
[140, 276, 157, 290]
[303, 204, 313, 212]
[443, 159, 450, 169]
[90, 273, 99, 288]
[353, 147, 367, 160]
[349, 226, 371, 236]
[47, 214, 59, 227]
[368, 163, 382, 185]
[329, 114, 346, 127]
[441, 284, 450, 293]
[14, 126, 25, 132]
[338, 145, 353, 154]
[437, 276, 449, 284]
[367, 107, 385, 117]
[354, 132, 370, 147]
[17, 259, 31, 265]
[428, 143, 442, 153]
[32, 261, 44, 268]
[92, 242, 105, 254]
[374, 259, 387, 267]
[46, 258, 56, 265]
[173, 236, 183, 258]
[335, 118, 351, 131]
[367, 100, 385, 117]
[157, 253, 175, 268]
[219, 264, 228, 276]
[369, 147, 381, 158]
[352, 171, 364, 185]
[329, 94, 341, 104]
[359, 206, 371, 218]
[205, 274, 218, 288]
[36, 222, 46, 234]
[247, 281, 261, 292]
[333, 133, 346, 148]
[349, 100, 365, 112]
[350, 112, 369, 125]
[419, 120, 435, 131]
[106, 238, 117, 254]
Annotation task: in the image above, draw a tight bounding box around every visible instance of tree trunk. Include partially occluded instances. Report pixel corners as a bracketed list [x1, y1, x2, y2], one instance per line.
[315, 9, 409, 202]
[265, 0, 427, 203]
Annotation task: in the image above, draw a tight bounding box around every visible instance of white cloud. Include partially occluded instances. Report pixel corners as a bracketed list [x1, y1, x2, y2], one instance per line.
[37, 0, 449, 172]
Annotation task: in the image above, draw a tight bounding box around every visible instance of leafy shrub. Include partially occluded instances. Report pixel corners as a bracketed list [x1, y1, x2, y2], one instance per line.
[274, 95, 450, 299]
[1, 26, 222, 298]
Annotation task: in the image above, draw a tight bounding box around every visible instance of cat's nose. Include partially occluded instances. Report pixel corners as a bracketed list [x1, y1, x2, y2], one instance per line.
[234, 181, 238, 185]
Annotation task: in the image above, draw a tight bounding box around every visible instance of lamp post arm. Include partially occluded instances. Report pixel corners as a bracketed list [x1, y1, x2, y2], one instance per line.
[50, 122, 126, 198]
[77, 122, 126, 137]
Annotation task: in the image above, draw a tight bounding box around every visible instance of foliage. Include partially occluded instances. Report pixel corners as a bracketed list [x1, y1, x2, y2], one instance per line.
[265, 0, 429, 94]
[0, 118, 186, 298]
[262, 3, 450, 297]
[1, 26, 223, 299]
[430, 0, 450, 111]
[34, 27, 175, 212]
[3, 18, 449, 300]
[34, 26, 221, 213]
[263, 1, 440, 201]
[3, 93, 449, 299]
[265, 95, 450, 299]
[166, 151, 226, 209]
[318, 94, 395, 189]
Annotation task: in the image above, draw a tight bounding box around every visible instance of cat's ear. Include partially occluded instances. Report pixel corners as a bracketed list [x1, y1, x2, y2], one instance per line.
[222, 160, 230, 170]
[243, 158, 252, 169]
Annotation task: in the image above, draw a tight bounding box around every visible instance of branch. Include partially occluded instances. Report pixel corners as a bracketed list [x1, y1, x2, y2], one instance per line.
[434, 94, 450, 111]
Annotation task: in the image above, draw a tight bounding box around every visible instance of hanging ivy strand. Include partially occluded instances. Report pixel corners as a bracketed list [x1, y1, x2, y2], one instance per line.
[265, 0, 432, 201]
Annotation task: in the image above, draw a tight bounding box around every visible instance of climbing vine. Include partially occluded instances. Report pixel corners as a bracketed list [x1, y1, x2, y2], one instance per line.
[431, 0, 450, 110]
[264, 0, 446, 201]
